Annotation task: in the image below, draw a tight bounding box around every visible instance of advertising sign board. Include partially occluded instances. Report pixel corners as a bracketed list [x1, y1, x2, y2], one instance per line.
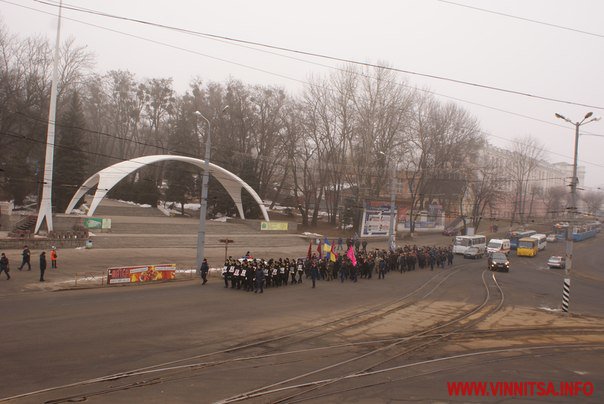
[83, 218, 112, 230]
[260, 221, 288, 231]
[107, 264, 176, 284]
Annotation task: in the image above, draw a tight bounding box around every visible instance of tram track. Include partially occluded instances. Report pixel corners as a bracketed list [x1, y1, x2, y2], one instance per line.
[0, 268, 463, 403]
[217, 270, 602, 403]
[270, 343, 604, 404]
[251, 270, 505, 404]
[7, 264, 601, 404]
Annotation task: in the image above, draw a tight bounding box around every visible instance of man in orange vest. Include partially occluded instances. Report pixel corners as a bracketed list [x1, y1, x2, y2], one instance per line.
[50, 247, 58, 269]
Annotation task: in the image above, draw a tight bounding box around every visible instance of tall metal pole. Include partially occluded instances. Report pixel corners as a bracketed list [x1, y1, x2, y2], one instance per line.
[555, 111, 599, 314]
[35, 0, 63, 234]
[562, 121, 580, 313]
[388, 162, 397, 251]
[195, 111, 211, 272]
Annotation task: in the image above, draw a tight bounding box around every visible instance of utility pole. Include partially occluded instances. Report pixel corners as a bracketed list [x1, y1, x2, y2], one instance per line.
[194, 111, 211, 274]
[194, 106, 229, 273]
[379, 151, 397, 251]
[554, 112, 600, 314]
[388, 162, 397, 251]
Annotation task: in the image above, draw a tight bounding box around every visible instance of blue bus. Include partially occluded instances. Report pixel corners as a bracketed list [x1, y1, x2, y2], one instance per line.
[553, 221, 601, 242]
[553, 222, 569, 240]
[507, 230, 537, 250]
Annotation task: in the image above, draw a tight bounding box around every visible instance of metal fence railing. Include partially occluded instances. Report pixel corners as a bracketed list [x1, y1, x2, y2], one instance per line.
[74, 271, 106, 287]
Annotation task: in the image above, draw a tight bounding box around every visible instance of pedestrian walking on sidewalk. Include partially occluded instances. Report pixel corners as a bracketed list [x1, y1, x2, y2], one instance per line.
[50, 247, 58, 269]
[0, 253, 10, 280]
[39, 251, 47, 282]
[18, 245, 31, 271]
[200, 258, 209, 285]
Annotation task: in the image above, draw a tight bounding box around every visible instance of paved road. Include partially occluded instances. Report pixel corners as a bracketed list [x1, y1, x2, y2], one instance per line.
[1, 201, 603, 402]
[1, 236, 603, 402]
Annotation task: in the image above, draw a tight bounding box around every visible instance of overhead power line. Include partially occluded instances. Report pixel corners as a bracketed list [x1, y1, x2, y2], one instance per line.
[6, 0, 604, 137]
[437, 0, 604, 39]
[26, 0, 604, 111]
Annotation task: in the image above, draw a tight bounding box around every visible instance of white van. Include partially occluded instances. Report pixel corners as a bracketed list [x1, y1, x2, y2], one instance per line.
[531, 234, 547, 251]
[487, 238, 511, 255]
[453, 235, 487, 254]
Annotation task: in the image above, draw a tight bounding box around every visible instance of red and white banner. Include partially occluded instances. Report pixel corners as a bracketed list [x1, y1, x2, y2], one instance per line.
[107, 264, 176, 284]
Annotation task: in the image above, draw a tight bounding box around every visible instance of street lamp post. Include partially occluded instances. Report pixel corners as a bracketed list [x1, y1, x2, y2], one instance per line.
[388, 162, 397, 251]
[379, 151, 397, 251]
[194, 111, 211, 273]
[554, 111, 600, 313]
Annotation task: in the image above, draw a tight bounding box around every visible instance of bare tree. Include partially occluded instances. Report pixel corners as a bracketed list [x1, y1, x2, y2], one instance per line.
[404, 93, 483, 235]
[542, 185, 567, 219]
[465, 147, 504, 231]
[103, 70, 144, 161]
[507, 136, 544, 226]
[581, 190, 604, 216]
[248, 85, 288, 200]
[57, 36, 95, 101]
[141, 77, 175, 154]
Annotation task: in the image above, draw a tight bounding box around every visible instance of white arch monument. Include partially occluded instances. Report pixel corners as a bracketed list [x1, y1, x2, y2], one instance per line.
[65, 155, 269, 221]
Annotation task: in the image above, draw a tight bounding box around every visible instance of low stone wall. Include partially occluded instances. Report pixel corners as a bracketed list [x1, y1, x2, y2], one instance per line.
[0, 237, 87, 250]
[0, 214, 88, 250]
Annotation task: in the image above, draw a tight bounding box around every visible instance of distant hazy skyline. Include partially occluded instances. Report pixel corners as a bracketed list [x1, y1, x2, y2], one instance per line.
[2, 0, 603, 188]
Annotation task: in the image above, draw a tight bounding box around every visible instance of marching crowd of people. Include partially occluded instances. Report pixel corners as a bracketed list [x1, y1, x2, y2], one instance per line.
[1, 240, 454, 290]
[212, 243, 455, 293]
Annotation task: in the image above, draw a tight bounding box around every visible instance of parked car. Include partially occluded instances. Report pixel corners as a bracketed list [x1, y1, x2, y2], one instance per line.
[546, 234, 557, 243]
[488, 252, 510, 272]
[547, 256, 566, 269]
[464, 246, 484, 259]
[442, 228, 459, 236]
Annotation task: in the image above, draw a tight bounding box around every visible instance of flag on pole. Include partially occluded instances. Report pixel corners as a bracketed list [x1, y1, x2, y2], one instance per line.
[307, 241, 312, 260]
[347, 246, 357, 267]
[323, 239, 337, 262]
[317, 239, 322, 258]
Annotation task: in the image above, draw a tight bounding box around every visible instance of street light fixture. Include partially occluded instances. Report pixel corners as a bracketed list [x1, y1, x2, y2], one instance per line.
[194, 107, 229, 273]
[554, 111, 600, 313]
[194, 110, 211, 273]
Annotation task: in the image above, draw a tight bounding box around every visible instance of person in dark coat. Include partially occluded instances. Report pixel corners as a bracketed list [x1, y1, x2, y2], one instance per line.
[0, 253, 10, 280]
[18, 245, 31, 271]
[310, 261, 319, 288]
[254, 265, 265, 293]
[39, 251, 47, 282]
[200, 258, 209, 285]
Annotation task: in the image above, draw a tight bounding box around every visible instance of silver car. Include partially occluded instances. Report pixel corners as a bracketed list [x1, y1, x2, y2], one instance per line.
[547, 256, 565, 269]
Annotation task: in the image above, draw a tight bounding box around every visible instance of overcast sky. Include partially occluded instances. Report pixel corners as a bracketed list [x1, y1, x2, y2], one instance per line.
[2, 0, 603, 188]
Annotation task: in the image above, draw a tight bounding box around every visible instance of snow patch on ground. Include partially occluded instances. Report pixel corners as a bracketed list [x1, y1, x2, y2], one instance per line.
[211, 216, 229, 222]
[117, 200, 151, 208]
[538, 306, 562, 312]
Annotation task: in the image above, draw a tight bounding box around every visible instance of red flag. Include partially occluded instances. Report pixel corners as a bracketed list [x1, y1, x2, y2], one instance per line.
[347, 246, 357, 267]
[307, 241, 312, 260]
[317, 240, 322, 259]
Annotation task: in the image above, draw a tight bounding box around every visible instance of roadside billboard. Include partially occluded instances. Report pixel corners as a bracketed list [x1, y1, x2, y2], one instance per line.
[360, 204, 392, 236]
[107, 264, 176, 284]
[260, 221, 288, 231]
[83, 217, 112, 230]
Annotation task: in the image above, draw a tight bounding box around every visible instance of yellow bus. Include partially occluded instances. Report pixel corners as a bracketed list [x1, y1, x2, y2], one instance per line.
[516, 237, 538, 257]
